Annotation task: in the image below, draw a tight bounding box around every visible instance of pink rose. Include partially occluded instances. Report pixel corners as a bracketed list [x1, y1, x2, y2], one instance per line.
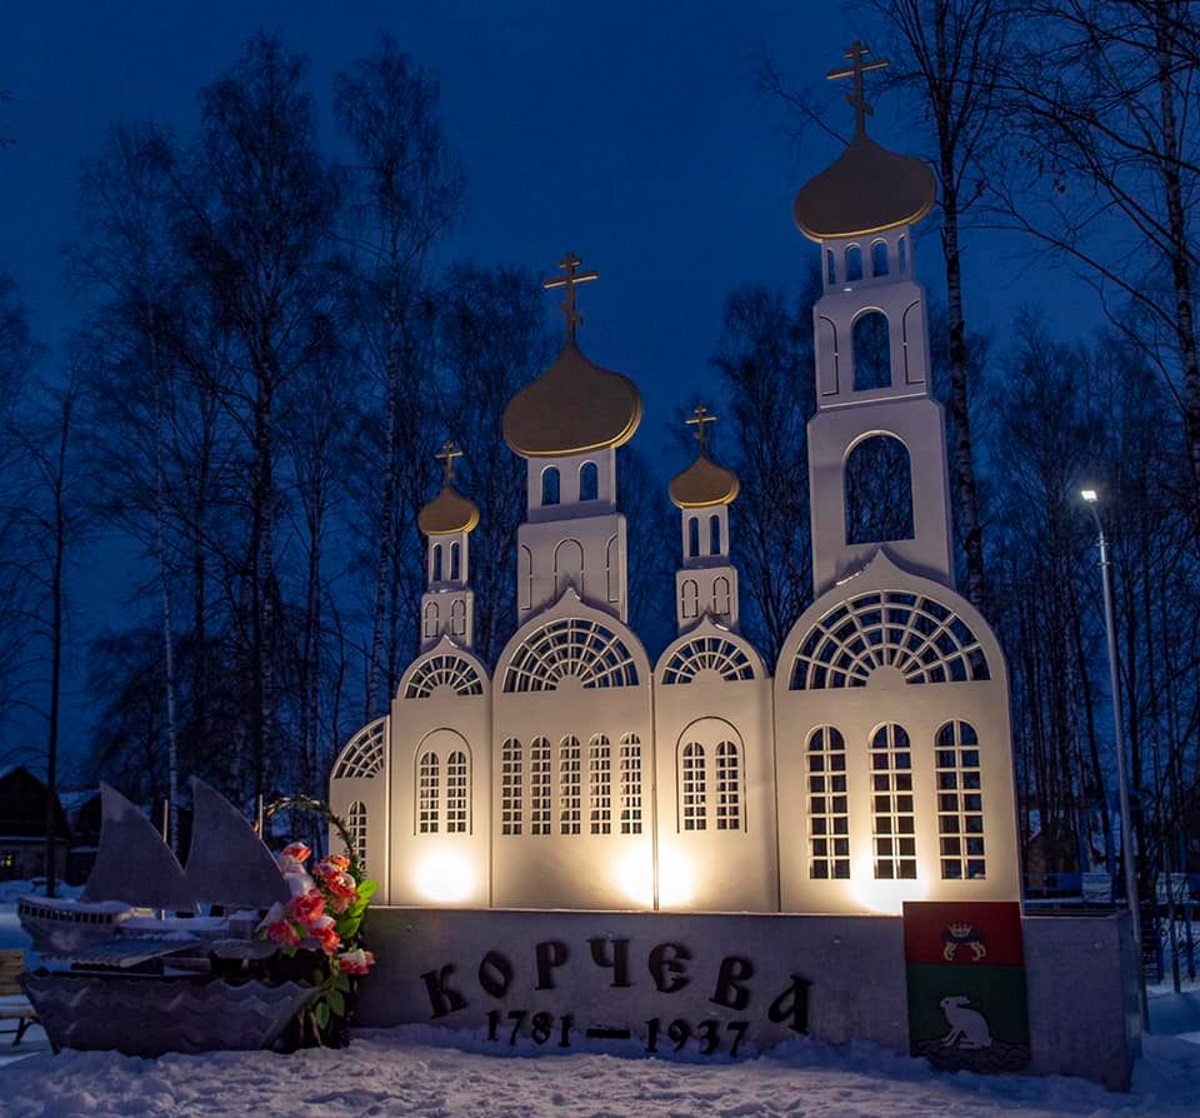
[310, 914, 340, 955]
[281, 842, 311, 864]
[266, 918, 302, 949]
[337, 948, 376, 976]
[287, 890, 326, 927]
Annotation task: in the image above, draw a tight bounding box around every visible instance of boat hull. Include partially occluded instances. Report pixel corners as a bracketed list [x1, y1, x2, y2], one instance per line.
[22, 972, 315, 1056]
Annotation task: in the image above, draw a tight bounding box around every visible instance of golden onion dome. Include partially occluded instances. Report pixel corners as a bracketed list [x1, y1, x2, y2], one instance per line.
[793, 133, 935, 242]
[418, 484, 480, 537]
[669, 453, 740, 509]
[502, 342, 642, 458]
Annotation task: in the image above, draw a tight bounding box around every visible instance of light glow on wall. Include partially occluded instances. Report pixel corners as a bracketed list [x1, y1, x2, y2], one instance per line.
[414, 851, 475, 903]
[614, 849, 695, 909]
[850, 870, 929, 915]
[615, 851, 654, 908]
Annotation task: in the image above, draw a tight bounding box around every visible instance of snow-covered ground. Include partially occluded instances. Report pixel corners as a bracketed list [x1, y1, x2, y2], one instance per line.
[4, 891, 1200, 1117]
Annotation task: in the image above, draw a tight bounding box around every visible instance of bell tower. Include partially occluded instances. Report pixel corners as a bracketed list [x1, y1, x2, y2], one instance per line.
[794, 41, 954, 597]
[667, 405, 741, 632]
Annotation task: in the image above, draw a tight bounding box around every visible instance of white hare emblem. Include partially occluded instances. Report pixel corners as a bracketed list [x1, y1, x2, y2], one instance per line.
[939, 994, 993, 1049]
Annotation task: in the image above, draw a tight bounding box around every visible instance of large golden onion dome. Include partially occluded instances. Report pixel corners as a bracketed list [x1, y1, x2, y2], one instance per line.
[418, 483, 479, 536]
[503, 341, 642, 458]
[669, 453, 740, 509]
[793, 133, 935, 242]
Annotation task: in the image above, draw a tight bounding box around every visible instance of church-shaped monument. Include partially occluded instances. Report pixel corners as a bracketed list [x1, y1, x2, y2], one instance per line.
[330, 44, 1019, 918]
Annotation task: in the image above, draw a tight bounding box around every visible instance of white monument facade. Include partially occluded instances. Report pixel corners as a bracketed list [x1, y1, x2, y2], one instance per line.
[331, 95, 1020, 918]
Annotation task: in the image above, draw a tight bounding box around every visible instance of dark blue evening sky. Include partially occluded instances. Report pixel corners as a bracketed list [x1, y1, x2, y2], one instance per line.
[0, 1, 1093, 439]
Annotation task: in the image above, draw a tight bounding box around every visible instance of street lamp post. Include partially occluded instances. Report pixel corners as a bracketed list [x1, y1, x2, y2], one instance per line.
[1081, 487, 1148, 1029]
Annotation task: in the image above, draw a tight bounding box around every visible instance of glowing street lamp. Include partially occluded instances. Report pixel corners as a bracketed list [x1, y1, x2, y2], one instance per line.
[1080, 486, 1147, 1029]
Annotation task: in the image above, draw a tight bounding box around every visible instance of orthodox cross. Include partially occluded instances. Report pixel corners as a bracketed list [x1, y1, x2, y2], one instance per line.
[436, 439, 463, 485]
[544, 251, 599, 345]
[686, 404, 717, 455]
[826, 40, 888, 137]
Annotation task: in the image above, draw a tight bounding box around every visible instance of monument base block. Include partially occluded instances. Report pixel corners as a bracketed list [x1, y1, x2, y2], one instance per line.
[355, 907, 1139, 1090]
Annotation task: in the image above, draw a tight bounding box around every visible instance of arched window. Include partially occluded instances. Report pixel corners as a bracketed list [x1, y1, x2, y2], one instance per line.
[845, 244, 863, 282]
[681, 579, 699, 619]
[715, 741, 741, 831]
[541, 466, 560, 506]
[519, 546, 533, 611]
[580, 461, 599, 501]
[688, 516, 700, 558]
[789, 589, 991, 689]
[403, 654, 484, 698]
[417, 751, 440, 834]
[852, 311, 890, 391]
[423, 600, 439, 640]
[503, 618, 639, 692]
[620, 734, 643, 835]
[826, 248, 836, 285]
[871, 240, 889, 278]
[712, 576, 731, 616]
[606, 534, 621, 602]
[432, 543, 444, 583]
[589, 735, 612, 835]
[450, 598, 466, 635]
[333, 718, 387, 780]
[446, 751, 469, 834]
[530, 737, 551, 836]
[898, 235, 908, 272]
[844, 434, 914, 545]
[807, 727, 849, 879]
[936, 721, 985, 879]
[871, 724, 916, 879]
[709, 513, 721, 555]
[501, 738, 522, 836]
[661, 635, 754, 685]
[680, 743, 706, 831]
[450, 541, 461, 581]
[560, 735, 581, 835]
[347, 801, 368, 872]
[553, 538, 584, 599]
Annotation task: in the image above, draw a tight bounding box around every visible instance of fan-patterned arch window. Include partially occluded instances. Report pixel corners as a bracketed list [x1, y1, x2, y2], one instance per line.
[403, 654, 484, 699]
[417, 751, 440, 834]
[662, 636, 755, 685]
[502, 618, 639, 692]
[332, 717, 387, 780]
[790, 590, 990, 690]
[871, 723, 916, 879]
[560, 735, 581, 835]
[501, 738, 522, 836]
[531, 737, 552, 836]
[936, 721, 985, 879]
[446, 751, 469, 835]
[680, 743, 706, 831]
[807, 727, 849, 879]
[715, 741, 741, 831]
[589, 735, 612, 835]
[347, 801, 368, 873]
[620, 733, 643, 835]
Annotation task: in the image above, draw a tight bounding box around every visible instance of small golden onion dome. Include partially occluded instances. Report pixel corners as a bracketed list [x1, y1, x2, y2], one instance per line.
[793, 133, 935, 242]
[418, 484, 480, 537]
[503, 342, 642, 458]
[669, 453, 740, 509]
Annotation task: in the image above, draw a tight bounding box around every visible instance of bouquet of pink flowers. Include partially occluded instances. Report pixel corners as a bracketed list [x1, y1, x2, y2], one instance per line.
[259, 841, 377, 1041]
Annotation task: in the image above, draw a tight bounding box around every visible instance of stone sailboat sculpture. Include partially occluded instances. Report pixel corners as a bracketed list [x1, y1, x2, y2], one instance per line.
[19, 778, 313, 1056]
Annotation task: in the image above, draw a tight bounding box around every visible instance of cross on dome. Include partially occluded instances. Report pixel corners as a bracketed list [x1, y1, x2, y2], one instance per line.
[827, 40, 888, 137]
[686, 404, 718, 456]
[435, 439, 463, 485]
[544, 251, 599, 345]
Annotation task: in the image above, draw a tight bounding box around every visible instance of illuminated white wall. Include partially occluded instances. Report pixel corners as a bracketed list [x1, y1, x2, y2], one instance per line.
[653, 620, 777, 911]
[774, 553, 1019, 915]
